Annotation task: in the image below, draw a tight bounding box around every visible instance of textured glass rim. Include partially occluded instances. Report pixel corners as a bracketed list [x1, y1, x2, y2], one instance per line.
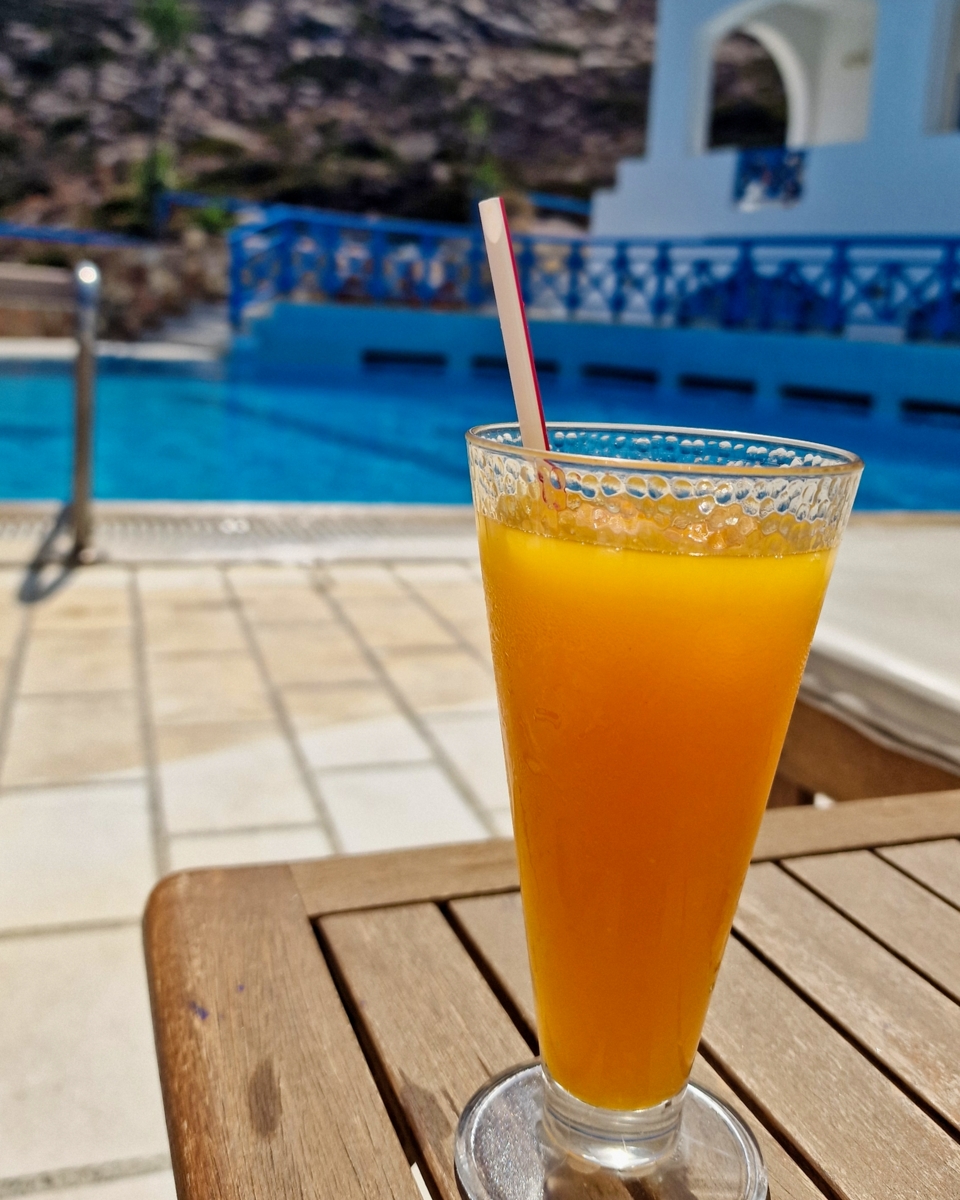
[466, 422, 863, 479]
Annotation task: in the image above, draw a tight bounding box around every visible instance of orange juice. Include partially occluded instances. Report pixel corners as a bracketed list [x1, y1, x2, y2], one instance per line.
[477, 512, 834, 1112]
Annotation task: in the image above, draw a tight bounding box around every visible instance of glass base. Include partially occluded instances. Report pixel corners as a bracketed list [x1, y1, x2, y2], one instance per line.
[455, 1063, 767, 1200]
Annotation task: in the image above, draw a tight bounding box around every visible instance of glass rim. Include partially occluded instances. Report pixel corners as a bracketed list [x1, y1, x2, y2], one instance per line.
[465, 421, 864, 478]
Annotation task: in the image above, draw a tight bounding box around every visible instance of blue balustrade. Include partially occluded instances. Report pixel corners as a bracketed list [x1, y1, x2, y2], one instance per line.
[228, 207, 960, 344]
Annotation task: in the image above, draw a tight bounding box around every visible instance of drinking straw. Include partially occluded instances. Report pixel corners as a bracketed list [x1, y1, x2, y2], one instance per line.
[478, 197, 549, 452]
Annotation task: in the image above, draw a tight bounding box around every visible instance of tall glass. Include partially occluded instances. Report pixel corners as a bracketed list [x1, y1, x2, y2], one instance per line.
[455, 423, 861, 1200]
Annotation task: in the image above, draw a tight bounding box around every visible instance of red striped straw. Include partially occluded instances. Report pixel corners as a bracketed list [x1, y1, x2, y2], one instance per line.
[478, 197, 549, 452]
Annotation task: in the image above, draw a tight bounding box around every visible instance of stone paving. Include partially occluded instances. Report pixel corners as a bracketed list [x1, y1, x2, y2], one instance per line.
[0, 556, 507, 1200]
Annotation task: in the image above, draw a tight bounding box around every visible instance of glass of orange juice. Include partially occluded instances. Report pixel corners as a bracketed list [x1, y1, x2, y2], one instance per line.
[454, 422, 861, 1200]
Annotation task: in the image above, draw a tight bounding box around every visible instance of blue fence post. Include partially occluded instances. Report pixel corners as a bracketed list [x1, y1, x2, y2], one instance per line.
[826, 240, 848, 334]
[652, 242, 671, 322]
[466, 230, 486, 306]
[610, 241, 629, 321]
[727, 242, 753, 328]
[934, 240, 958, 340]
[565, 240, 584, 318]
[417, 236, 437, 305]
[321, 222, 341, 298]
[277, 219, 299, 298]
[368, 228, 388, 301]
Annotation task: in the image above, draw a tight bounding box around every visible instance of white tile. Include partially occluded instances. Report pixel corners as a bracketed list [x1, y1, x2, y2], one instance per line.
[50, 1170, 177, 1200]
[426, 710, 510, 811]
[321, 763, 488, 853]
[158, 724, 316, 833]
[168, 825, 333, 870]
[0, 783, 155, 931]
[302, 713, 432, 770]
[0, 926, 168, 1178]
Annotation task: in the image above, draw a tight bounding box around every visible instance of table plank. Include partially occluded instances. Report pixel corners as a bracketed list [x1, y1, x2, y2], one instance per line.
[752, 789, 960, 860]
[735, 862, 960, 1127]
[704, 935, 960, 1200]
[293, 839, 519, 917]
[878, 838, 960, 908]
[320, 902, 532, 1200]
[450, 891, 826, 1200]
[144, 867, 419, 1200]
[784, 850, 960, 1002]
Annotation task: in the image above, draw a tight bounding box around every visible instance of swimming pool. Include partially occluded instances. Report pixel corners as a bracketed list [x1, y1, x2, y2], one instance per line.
[1, 359, 957, 509]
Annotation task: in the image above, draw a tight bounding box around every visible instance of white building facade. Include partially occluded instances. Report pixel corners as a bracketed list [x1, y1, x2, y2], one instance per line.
[592, 0, 960, 237]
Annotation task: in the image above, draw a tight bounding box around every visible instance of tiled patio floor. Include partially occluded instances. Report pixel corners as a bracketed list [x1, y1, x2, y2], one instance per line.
[0, 557, 506, 1200]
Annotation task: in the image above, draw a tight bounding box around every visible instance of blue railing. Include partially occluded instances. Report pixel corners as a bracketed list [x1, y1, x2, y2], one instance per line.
[228, 209, 960, 342]
[0, 221, 144, 248]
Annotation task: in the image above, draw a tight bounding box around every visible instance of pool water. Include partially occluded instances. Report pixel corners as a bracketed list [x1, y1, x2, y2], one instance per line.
[1, 360, 957, 509]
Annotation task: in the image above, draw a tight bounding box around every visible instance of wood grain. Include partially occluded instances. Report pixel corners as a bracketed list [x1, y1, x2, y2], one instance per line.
[878, 838, 960, 908]
[293, 838, 518, 917]
[735, 862, 960, 1127]
[450, 891, 826, 1200]
[785, 850, 960, 1002]
[752, 789, 960, 861]
[775, 698, 960, 802]
[321, 902, 532, 1200]
[144, 866, 419, 1200]
[704, 935, 960, 1199]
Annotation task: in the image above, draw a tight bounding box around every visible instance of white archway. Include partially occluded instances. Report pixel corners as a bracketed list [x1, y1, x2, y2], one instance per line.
[692, 0, 877, 153]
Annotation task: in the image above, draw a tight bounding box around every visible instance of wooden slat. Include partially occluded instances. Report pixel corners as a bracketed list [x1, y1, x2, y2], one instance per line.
[878, 838, 960, 908]
[785, 850, 960, 1002]
[321, 903, 531, 1200]
[752, 789, 960, 860]
[775, 697, 960, 802]
[0, 262, 74, 311]
[144, 867, 418, 1200]
[450, 892, 826, 1200]
[735, 862, 960, 1127]
[292, 838, 518, 917]
[294, 794, 960, 922]
[449, 892, 535, 1029]
[703, 935, 960, 1199]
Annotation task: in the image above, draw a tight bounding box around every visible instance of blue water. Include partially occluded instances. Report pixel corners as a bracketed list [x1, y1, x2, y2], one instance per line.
[1, 360, 957, 509]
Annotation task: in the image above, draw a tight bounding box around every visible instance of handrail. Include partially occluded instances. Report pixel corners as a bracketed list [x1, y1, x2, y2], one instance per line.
[72, 262, 101, 560]
[228, 208, 960, 342]
[0, 221, 143, 248]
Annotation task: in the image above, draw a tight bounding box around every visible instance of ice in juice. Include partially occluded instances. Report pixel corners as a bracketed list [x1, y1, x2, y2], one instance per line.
[477, 510, 834, 1112]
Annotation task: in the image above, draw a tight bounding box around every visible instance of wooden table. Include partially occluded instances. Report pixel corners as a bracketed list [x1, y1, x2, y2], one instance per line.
[145, 789, 960, 1200]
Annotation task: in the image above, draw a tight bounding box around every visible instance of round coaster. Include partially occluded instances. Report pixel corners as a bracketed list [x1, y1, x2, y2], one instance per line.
[454, 1063, 768, 1200]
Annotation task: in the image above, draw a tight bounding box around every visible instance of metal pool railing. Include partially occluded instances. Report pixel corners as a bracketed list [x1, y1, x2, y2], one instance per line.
[228, 209, 960, 343]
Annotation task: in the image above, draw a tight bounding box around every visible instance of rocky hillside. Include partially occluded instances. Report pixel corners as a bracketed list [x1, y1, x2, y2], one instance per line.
[0, 0, 663, 228]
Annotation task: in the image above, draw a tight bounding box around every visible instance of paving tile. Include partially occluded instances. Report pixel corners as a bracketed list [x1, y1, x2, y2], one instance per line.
[229, 567, 335, 624]
[148, 652, 272, 725]
[336, 595, 456, 652]
[168, 825, 332, 870]
[255, 622, 375, 686]
[0, 604, 23, 659]
[0, 782, 154, 931]
[0, 926, 168, 1178]
[2, 693, 143, 787]
[30, 570, 132, 632]
[137, 567, 225, 592]
[320, 762, 488, 852]
[157, 721, 315, 833]
[425, 709, 509, 811]
[50, 1170, 177, 1200]
[379, 648, 497, 714]
[324, 564, 400, 598]
[285, 683, 431, 768]
[19, 627, 135, 695]
[142, 605, 247, 655]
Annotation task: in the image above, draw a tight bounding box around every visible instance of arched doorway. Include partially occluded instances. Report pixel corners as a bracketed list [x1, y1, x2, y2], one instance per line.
[708, 30, 789, 149]
[694, 0, 876, 152]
